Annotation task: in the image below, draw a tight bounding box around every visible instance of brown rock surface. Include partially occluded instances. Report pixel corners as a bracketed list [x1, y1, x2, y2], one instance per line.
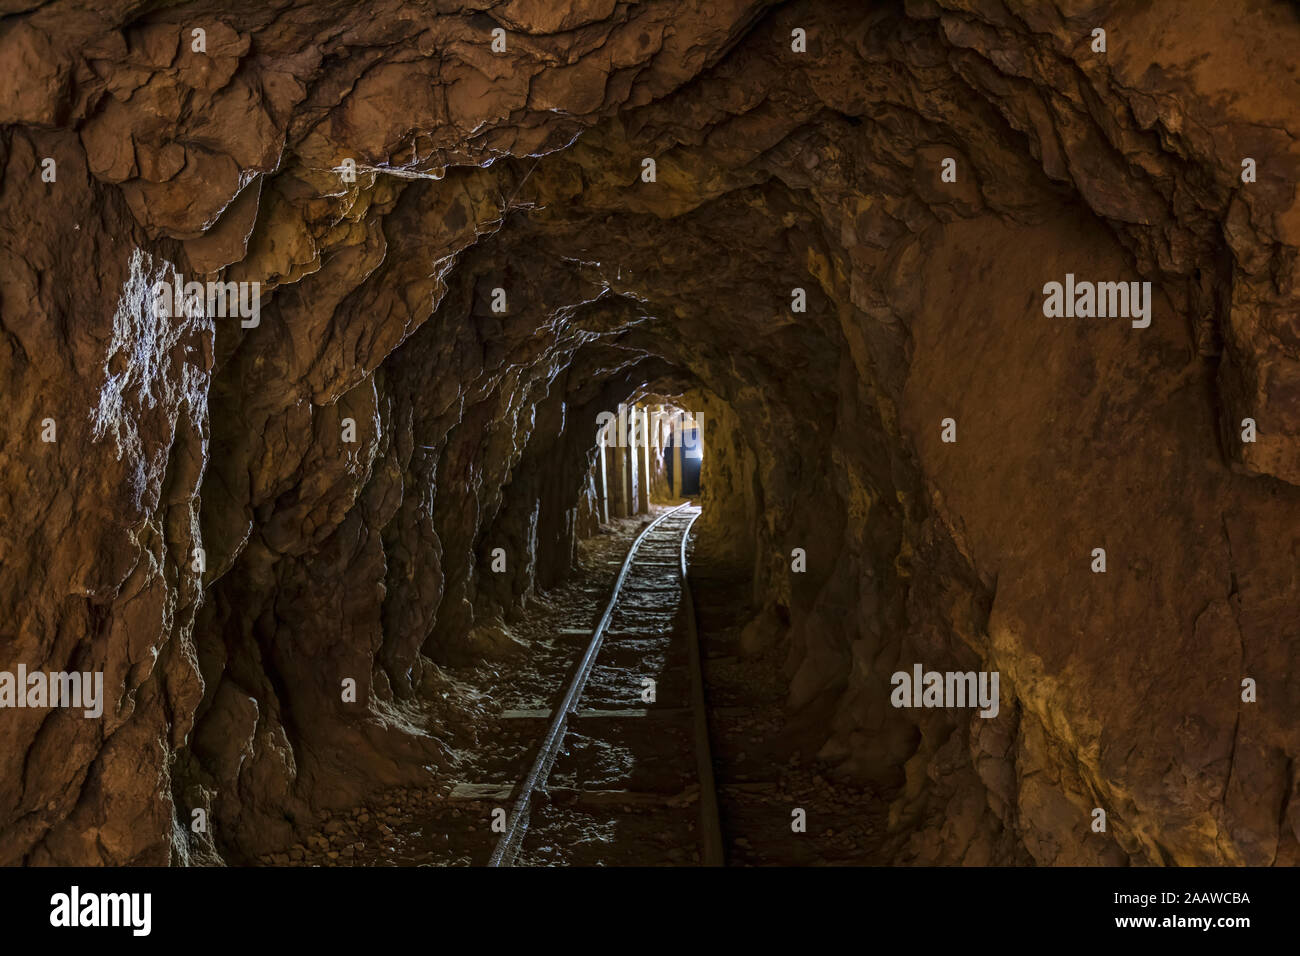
[0, 0, 1298, 865]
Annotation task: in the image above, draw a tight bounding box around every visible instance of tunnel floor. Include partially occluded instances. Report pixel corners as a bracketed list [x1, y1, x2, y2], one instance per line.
[691, 553, 898, 866]
[253, 506, 895, 867]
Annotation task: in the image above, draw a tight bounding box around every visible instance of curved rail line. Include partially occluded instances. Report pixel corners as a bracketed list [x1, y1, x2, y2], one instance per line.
[680, 508, 725, 866]
[488, 502, 723, 867]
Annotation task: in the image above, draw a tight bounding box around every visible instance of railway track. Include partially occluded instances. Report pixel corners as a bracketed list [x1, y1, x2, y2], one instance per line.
[486, 502, 724, 867]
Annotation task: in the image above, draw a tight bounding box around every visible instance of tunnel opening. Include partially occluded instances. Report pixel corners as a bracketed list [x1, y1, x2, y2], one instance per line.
[663, 412, 704, 498]
[3, 0, 1299, 873]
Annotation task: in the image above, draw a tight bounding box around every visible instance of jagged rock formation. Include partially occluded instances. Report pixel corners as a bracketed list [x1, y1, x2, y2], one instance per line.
[2, 0, 1299, 866]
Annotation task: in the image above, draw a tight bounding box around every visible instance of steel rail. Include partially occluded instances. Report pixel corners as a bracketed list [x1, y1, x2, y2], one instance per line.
[487, 501, 693, 867]
[680, 509, 725, 866]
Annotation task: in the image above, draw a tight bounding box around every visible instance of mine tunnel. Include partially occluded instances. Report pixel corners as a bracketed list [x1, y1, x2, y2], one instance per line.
[3, 0, 1300, 883]
[661, 413, 704, 498]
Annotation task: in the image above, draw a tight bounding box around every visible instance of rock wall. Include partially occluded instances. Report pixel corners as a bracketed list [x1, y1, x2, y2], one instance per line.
[1, 0, 1299, 865]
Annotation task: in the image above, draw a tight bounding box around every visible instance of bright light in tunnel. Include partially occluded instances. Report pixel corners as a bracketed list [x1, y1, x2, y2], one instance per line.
[683, 424, 703, 461]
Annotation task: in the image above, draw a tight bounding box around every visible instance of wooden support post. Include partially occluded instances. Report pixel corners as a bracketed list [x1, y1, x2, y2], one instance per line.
[597, 421, 609, 524]
[625, 424, 637, 515]
[612, 404, 629, 517]
[673, 410, 684, 500]
[638, 405, 651, 514]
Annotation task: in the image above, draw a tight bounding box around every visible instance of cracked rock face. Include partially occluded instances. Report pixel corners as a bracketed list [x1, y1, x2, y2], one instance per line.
[2, 0, 1299, 866]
